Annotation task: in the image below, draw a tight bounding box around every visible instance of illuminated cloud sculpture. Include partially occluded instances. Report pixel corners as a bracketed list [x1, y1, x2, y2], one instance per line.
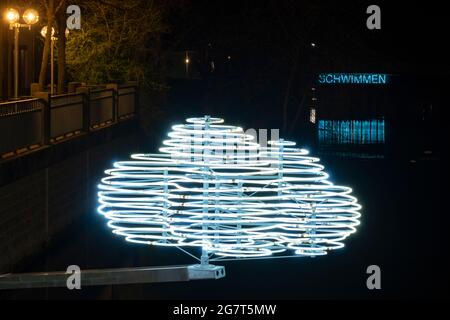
[98, 116, 361, 264]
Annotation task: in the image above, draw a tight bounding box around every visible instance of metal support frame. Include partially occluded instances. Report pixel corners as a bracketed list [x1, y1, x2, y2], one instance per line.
[200, 116, 211, 267]
[0, 264, 225, 290]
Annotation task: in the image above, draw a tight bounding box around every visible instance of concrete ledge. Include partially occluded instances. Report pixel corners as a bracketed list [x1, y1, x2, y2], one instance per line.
[0, 117, 139, 187]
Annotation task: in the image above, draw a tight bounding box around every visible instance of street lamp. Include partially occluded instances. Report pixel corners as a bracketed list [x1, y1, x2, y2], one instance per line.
[23, 9, 39, 25]
[4, 8, 19, 24]
[40, 26, 69, 95]
[3, 8, 39, 100]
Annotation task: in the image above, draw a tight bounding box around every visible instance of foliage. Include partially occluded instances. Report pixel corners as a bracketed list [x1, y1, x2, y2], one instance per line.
[66, 0, 168, 89]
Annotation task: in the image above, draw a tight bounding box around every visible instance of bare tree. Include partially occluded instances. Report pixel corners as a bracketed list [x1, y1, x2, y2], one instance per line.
[66, 0, 168, 86]
[56, 0, 66, 94]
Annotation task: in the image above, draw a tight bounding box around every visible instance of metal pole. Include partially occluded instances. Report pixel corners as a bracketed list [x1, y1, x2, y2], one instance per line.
[50, 39, 54, 95]
[14, 26, 19, 100]
[201, 115, 211, 267]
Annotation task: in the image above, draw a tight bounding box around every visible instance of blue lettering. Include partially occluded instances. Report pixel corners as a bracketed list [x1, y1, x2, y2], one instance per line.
[362, 74, 371, 83]
[318, 73, 388, 85]
[342, 74, 351, 83]
[371, 74, 379, 83]
[326, 74, 333, 83]
[318, 74, 326, 84]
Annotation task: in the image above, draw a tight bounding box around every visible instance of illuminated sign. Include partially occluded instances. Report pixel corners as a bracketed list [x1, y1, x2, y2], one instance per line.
[318, 73, 388, 85]
[98, 116, 361, 263]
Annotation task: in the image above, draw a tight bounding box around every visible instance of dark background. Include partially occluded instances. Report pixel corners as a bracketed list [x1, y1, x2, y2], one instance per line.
[160, 1, 445, 154]
[1, 1, 448, 300]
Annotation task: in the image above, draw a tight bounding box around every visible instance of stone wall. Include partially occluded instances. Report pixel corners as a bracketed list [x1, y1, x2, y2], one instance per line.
[0, 120, 143, 273]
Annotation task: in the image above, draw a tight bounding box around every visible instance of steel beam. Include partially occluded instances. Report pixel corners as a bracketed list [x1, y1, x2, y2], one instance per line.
[0, 264, 225, 290]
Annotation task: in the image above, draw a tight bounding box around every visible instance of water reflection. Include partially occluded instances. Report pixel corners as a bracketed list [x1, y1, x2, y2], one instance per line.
[318, 119, 385, 145]
[317, 119, 385, 159]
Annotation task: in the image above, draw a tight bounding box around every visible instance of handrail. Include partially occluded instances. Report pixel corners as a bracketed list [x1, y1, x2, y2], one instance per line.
[0, 99, 46, 157]
[0, 98, 44, 116]
[50, 92, 84, 99]
[0, 84, 138, 161]
[0, 98, 41, 106]
[50, 92, 85, 110]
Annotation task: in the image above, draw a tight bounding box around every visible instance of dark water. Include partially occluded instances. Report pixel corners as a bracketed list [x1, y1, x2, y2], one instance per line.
[2, 139, 445, 299]
[1, 79, 446, 299]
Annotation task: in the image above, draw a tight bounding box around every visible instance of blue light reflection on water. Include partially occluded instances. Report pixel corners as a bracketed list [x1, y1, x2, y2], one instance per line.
[318, 119, 385, 145]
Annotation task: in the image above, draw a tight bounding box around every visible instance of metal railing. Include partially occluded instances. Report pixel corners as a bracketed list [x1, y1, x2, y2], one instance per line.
[50, 93, 84, 139]
[0, 99, 46, 157]
[89, 88, 115, 128]
[0, 84, 138, 159]
[118, 85, 137, 119]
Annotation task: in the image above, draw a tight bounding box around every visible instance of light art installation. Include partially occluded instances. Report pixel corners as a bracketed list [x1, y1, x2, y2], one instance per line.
[97, 116, 361, 264]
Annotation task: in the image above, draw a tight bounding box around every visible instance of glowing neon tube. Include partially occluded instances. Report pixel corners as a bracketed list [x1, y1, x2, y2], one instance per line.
[97, 116, 361, 260]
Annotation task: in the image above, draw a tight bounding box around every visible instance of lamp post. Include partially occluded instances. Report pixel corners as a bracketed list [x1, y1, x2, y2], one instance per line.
[40, 26, 56, 95]
[40, 26, 69, 95]
[3, 8, 39, 100]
